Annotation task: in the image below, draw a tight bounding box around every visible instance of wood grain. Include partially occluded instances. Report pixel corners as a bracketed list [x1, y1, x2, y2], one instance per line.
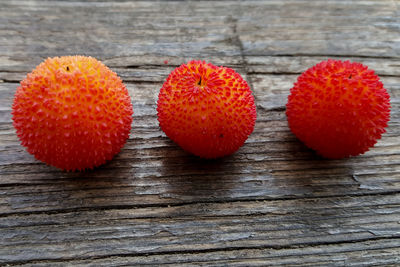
[0, 0, 399, 265]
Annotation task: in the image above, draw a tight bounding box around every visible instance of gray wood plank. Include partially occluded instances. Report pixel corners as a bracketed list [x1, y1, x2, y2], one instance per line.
[12, 240, 400, 266]
[1, 194, 400, 264]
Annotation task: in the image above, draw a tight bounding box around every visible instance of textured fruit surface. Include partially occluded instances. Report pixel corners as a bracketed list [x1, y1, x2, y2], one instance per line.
[157, 60, 256, 158]
[12, 56, 133, 171]
[286, 59, 391, 159]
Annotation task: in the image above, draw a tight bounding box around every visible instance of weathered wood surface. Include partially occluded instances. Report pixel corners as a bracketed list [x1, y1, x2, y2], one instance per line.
[0, 0, 399, 265]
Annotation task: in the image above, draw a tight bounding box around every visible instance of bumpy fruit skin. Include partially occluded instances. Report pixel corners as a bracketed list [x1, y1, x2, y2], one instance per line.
[157, 60, 256, 158]
[286, 59, 391, 159]
[12, 56, 133, 171]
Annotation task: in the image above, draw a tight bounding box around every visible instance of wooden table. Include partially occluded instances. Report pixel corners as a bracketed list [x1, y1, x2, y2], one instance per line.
[1, 0, 399, 265]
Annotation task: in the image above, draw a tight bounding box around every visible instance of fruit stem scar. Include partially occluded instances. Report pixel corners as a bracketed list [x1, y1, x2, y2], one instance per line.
[66, 66, 70, 71]
[348, 74, 352, 79]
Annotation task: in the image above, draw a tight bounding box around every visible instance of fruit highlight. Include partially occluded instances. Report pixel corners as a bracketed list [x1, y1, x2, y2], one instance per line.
[157, 60, 256, 158]
[12, 56, 133, 171]
[286, 59, 391, 159]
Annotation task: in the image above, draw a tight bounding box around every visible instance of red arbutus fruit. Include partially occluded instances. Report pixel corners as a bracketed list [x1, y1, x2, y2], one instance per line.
[12, 56, 133, 171]
[286, 59, 390, 159]
[157, 60, 256, 158]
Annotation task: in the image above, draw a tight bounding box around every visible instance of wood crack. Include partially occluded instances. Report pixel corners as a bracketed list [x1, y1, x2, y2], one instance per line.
[2, 236, 400, 265]
[1, 190, 400, 217]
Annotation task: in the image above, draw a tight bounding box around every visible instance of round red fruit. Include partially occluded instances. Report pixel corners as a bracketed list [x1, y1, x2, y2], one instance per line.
[157, 60, 256, 158]
[286, 59, 390, 159]
[12, 56, 133, 171]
